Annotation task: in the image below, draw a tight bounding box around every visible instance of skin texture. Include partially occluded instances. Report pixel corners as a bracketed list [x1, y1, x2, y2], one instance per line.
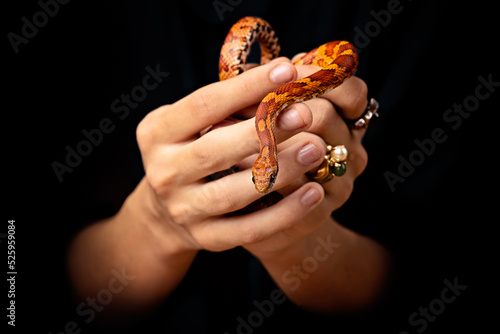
[219, 17, 358, 194]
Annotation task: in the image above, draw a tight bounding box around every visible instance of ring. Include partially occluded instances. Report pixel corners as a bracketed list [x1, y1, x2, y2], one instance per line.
[307, 145, 348, 184]
[347, 98, 379, 130]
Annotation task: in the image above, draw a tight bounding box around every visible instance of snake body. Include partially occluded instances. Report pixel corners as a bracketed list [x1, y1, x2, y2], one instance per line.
[219, 17, 358, 194]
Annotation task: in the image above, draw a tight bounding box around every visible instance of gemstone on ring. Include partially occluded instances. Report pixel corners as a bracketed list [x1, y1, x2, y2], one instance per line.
[307, 144, 348, 184]
[329, 145, 348, 163]
[328, 145, 348, 177]
[331, 161, 347, 176]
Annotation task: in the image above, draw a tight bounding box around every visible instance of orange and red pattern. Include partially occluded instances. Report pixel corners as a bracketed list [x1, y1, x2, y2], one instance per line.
[219, 17, 358, 194]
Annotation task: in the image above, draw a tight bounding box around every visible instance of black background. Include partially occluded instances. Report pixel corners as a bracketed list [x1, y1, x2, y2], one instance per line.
[4, 0, 498, 333]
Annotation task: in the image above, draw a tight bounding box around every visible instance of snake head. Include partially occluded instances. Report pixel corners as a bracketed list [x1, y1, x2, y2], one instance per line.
[252, 157, 278, 194]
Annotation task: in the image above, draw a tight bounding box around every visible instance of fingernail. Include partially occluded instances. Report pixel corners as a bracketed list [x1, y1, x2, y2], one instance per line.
[278, 108, 305, 131]
[270, 64, 294, 83]
[301, 188, 321, 206]
[297, 143, 322, 166]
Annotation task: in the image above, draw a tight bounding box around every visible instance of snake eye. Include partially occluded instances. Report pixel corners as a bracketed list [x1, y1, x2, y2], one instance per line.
[269, 174, 277, 185]
[252, 176, 255, 184]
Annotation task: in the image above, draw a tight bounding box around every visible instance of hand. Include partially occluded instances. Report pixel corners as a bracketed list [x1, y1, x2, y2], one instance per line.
[242, 59, 369, 258]
[136, 56, 368, 258]
[237, 58, 384, 313]
[69, 56, 380, 315]
[136, 58, 314, 253]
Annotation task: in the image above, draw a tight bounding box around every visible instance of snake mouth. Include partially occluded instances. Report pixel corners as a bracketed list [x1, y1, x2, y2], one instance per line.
[252, 172, 277, 195]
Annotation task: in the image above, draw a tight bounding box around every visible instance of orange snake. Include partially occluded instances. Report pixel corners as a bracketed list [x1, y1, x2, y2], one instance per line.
[219, 17, 358, 194]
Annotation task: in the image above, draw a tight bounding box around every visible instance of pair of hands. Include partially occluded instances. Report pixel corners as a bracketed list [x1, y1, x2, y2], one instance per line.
[136, 56, 369, 260]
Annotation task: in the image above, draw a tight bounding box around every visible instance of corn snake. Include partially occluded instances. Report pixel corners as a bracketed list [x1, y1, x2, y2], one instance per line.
[219, 17, 358, 194]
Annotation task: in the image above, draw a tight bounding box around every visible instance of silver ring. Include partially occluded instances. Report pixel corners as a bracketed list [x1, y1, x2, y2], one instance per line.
[348, 98, 379, 130]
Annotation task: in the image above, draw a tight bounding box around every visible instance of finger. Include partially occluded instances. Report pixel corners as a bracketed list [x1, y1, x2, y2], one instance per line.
[171, 134, 325, 222]
[304, 139, 367, 201]
[294, 65, 369, 120]
[275, 124, 366, 199]
[304, 97, 368, 183]
[175, 102, 313, 184]
[291, 52, 307, 64]
[276, 154, 360, 214]
[232, 89, 313, 124]
[189, 183, 325, 251]
[300, 97, 369, 179]
[246, 196, 338, 252]
[325, 76, 368, 120]
[269, 97, 347, 197]
[302, 97, 351, 144]
[158, 58, 297, 143]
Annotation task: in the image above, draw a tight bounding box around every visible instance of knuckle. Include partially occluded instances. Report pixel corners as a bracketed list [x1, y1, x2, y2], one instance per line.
[349, 77, 369, 114]
[315, 102, 338, 130]
[136, 113, 155, 149]
[164, 189, 204, 226]
[189, 87, 218, 124]
[214, 189, 237, 214]
[167, 201, 194, 225]
[313, 98, 336, 122]
[332, 179, 353, 210]
[350, 145, 368, 177]
[358, 147, 368, 174]
[189, 143, 218, 171]
[166, 203, 183, 223]
[240, 223, 261, 244]
[145, 163, 178, 197]
[136, 105, 172, 148]
[203, 180, 241, 215]
[315, 96, 335, 112]
[342, 180, 354, 201]
[312, 134, 330, 153]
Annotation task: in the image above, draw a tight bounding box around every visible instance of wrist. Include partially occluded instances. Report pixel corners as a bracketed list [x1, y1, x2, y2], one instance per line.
[120, 178, 199, 258]
[249, 217, 348, 285]
[248, 232, 317, 269]
[68, 178, 200, 317]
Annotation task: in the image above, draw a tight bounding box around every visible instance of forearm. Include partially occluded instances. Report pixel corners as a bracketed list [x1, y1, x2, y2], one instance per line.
[259, 217, 390, 313]
[67, 178, 198, 318]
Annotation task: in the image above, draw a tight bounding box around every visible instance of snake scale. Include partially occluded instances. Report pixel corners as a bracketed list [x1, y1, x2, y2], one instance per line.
[219, 17, 359, 194]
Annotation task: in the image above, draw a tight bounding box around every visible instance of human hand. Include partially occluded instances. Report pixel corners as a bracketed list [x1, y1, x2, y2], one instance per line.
[242, 57, 369, 259]
[136, 56, 368, 258]
[136, 58, 313, 253]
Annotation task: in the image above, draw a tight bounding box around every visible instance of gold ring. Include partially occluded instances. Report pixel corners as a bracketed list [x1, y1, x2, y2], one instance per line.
[307, 145, 348, 184]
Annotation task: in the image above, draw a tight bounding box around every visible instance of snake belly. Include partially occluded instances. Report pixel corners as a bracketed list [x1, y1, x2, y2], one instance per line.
[219, 16, 358, 194]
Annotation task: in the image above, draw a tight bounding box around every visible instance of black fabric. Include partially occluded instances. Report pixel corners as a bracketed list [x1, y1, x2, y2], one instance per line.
[5, 0, 497, 333]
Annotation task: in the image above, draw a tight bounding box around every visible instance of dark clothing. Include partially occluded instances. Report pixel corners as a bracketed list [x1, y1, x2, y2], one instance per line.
[6, 0, 496, 333]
